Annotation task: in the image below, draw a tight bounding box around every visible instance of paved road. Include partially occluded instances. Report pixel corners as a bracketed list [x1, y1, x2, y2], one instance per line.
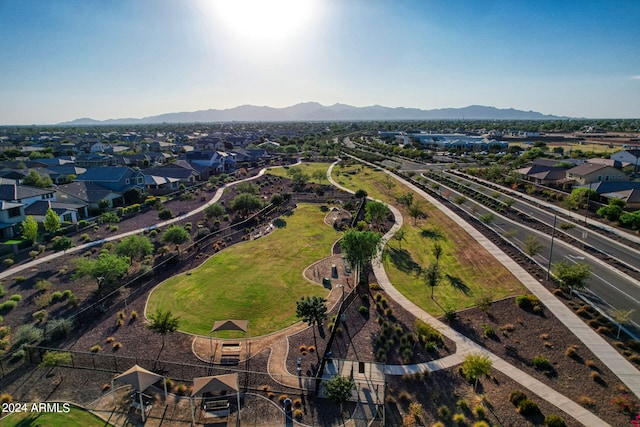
[420, 171, 640, 334]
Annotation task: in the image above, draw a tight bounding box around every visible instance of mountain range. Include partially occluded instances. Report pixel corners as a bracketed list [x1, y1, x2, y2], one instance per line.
[59, 103, 569, 125]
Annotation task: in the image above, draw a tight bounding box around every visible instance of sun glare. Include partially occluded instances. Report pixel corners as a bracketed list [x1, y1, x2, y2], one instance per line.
[206, 0, 319, 46]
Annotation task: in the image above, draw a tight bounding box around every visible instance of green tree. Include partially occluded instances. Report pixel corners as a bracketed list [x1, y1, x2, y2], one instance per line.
[230, 193, 263, 216]
[382, 175, 396, 196]
[204, 202, 226, 219]
[432, 242, 443, 264]
[312, 169, 326, 183]
[22, 170, 53, 188]
[396, 192, 414, 207]
[620, 211, 640, 230]
[423, 262, 441, 299]
[565, 187, 598, 210]
[21, 215, 38, 243]
[74, 252, 130, 294]
[407, 203, 426, 225]
[552, 260, 591, 294]
[39, 351, 72, 383]
[43, 208, 60, 235]
[462, 352, 493, 390]
[146, 308, 180, 358]
[51, 236, 75, 252]
[325, 375, 355, 417]
[523, 235, 545, 261]
[392, 228, 407, 249]
[161, 225, 191, 247]
[365, 201, 389, 231]
[354, 189, 368, 199]
[296, 295, 328, 360]
[116, 234, 154, 261]
[340, 229, 383, 284]
[597, 199, 625, 222]
[610, 308, 635, 339]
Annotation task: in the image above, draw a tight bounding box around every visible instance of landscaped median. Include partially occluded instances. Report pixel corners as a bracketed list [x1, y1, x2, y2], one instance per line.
[146, 204, 340, 337]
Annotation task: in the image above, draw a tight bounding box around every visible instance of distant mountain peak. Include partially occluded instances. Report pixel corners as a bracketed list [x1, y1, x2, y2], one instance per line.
[57, 103, 569, 125]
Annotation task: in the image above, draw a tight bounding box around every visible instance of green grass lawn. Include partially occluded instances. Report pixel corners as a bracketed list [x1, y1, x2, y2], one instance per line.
[332, 164, 523, 315]
[147, 204, 339, 337]
[266, 162, 333, 184]
[0, 405, 110, 427]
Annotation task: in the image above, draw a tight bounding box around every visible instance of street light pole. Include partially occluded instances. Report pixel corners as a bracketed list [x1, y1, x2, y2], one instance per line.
[546, 215, 557, 280]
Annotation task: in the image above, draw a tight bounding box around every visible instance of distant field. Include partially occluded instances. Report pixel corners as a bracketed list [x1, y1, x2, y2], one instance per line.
[147, 204, 338, 337]
[332, 163, 523, 315]
[509, 141, 620, 156]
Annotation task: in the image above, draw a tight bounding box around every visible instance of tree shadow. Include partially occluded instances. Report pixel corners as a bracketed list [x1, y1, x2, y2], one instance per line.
[272, 218, 287, 228]
[446, 274, 472, 296]
[419, 228, 446, 240]
[385, 247, 420, 274]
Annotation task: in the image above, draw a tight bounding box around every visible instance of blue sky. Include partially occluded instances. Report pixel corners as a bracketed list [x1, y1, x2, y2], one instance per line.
[1, 0, 639, 124]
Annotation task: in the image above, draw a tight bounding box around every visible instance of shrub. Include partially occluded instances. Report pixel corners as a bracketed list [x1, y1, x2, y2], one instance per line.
[50, 291, 64, 302]
[358, 306, 369, 315]
[13, 324, 43, 348]
[293, 409, 303, 420]
[0, 300, 18, 313]
[9, 294, 22, 302]
[158, 209, 173, 220]
[578, 395, 595, 407]
[29, 250, 39, 259]
[34, 293, 52, 308]
[452, 413, 466, 425]
[565, 345, 578, 358]
[278, 394, 289, 403]
[0, 284, 5, 298]
[174, 384, 187, 395]
[532, 355, 552, 371]
[437, 405, 451, 420]
[473, 404, 486, 419]
[509, 389, 527, 406]
[51, 236, 75, 252]
[0, 326, 10, 339]
[90, 345, 101, 353]
[415, 319, 443, 345]
[517, 399, 540, 416]
[515, 294, 541, 310]
[544, 414, 566, 427]
[456, 398, 468, 409]
[35, 279, 51, 291]
[590, 371, 602, 382]
[1, 393, 12, 403]
[130, 310, 138, 320]
[32, 309, 48, 323]
[46, 318, 73, 340]
[369, 283, 381, 290]
[3, 258, 14, 268]
[112, 342, 122, 350]
[14, 276, 25, 283]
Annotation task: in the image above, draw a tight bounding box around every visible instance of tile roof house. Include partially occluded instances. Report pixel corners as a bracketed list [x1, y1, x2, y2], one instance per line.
[516, 164, 568, 186]
[610, 149, 640, 167]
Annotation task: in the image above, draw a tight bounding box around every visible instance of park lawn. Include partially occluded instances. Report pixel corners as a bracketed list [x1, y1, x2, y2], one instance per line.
[147, 204, 338, 337]
[266, 162, 333, 184]
[332, 164, 523, 315]
[0, 406, 110, 427]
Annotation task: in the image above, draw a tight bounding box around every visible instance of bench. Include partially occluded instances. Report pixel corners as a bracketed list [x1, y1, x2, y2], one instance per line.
[203, 399, 230, 417]
[221, 343, 241, 354]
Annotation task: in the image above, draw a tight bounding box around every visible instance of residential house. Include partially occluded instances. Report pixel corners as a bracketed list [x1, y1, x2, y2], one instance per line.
[75, 166, 146, 199]
[611, 149, 640, 171]
[149, 163, 200, 183]
[149, 140, 176, 152]
[74, 154, 118, 167]
[574, 181, 640, 210]
[0, 184, 56, 238]
[90, 141, 112, 153]
[565, 163, 628, 186]
[24, 200, 87, 223]
[144, 175, 181, 196]
[55, 181, 123, 211]
[517, 164, 568, 187]
[0, 201, 25, 239]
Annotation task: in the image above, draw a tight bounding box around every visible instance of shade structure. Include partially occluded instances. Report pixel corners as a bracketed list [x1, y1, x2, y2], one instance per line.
[111, 364, 167, 422]
[191, 373, 239, 397]
[114, 364, 164, 392]
[190, 373, 240, 425]
[210, 320, 249, 333]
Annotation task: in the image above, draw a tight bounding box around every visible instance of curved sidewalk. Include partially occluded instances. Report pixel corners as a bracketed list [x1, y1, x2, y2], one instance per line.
[328, 161, 612, 427]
